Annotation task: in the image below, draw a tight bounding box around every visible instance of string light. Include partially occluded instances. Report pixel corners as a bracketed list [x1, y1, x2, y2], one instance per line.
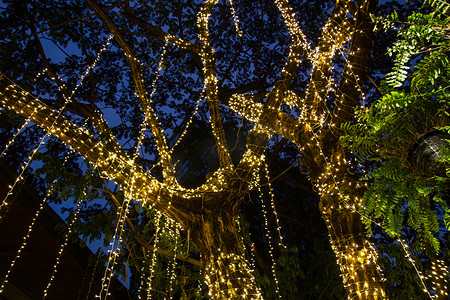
[42, 188, 85, 298]
[0, 133, 48, 221]
[167, 223, 181, 299]
[203, 251, 263, 299]
[146, 210, 163, 299]
[0, 119, 31, 158]
[256, 160, 281, 299]
[262, 159, 286, 249]
[0, 149, 75, 295]
[228, 0, 242, 38]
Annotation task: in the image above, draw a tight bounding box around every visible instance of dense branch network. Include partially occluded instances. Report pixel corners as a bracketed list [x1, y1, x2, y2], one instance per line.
[0, 0, 388, 298]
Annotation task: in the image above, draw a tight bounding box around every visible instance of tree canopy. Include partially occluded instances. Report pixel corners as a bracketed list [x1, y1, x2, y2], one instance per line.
[0, 0, 448, 299]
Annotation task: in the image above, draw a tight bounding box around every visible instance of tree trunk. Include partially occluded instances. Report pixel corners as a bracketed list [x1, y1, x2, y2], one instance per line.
[317, 165, 387, 299]
[189, 209, 262, 299]
[323, 204, 386, 299]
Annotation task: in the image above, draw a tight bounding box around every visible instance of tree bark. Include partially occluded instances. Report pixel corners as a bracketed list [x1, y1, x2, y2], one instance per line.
[310, 145, 387, 299]
[0, 76, 264, 299]
[189, 205, 262, 299]
[321, 194, 386, 299]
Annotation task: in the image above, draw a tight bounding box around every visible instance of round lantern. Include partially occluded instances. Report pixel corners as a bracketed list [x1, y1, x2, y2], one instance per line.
[408, 130, 450, 177]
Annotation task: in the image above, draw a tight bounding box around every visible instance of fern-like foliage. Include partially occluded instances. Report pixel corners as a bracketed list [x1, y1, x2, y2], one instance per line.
[341, 1, 450, 255]
[424, 0, 450, 14]
[383, 11, 448, 87]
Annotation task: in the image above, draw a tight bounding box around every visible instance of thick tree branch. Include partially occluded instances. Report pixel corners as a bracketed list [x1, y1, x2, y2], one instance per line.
[0, 77, 193, 225]
[100, 187, 203, 267]
[304, 0, 354, 122]
[197, 0, 234, 169]
[121, 6, 202, 55]
[86, 0, 176, 182]
[330, 0, 377, 131]
[28, 5, 125, 165]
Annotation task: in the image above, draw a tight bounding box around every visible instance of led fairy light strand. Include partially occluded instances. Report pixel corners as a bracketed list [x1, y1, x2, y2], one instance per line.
[237, 209, 259, 276]
[228, 0, 242, 38]
[397, 238, 434, 299]
[0, 119, 31, 158]
[97, 146, 141, 297]
[0, 132, 48, 219]
[0, 34, 113, 217]
[97, 39, 170, 299]
[142, 200, 176, 299]
[33, 69, 48, 82]
[255, 158, 282, 299]
[138, 46, 207, 177]
[167, 223, 181, 299]
[236, 214, 246, 251]
[146, 210, 163, 299]
[0, 149, 74, 295]
[354, 208, 442, 299]
[197, 0, 234, 168]
[97, 216, 126, 299]
[42, 190, 86, 299]
[167, 96, 204, 154]
[147, 83, 206, 175]
[262, 159, 286, 249]
[85, 249, 104, 299]
[204, 251, 263, 299]
[235, 213, 264, 298]
[137, 266, 147, 300]
[146, 194, 174, 299]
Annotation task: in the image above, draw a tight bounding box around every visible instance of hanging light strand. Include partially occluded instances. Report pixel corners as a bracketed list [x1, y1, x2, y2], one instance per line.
[262, 159, 286, 249]
[256, 158, 281, 299]
[0, 148, 74, 295]
[146, 210, 163, 299]
[98, 39, 170, 299]
[167, 223, 181, 299]
[0, 34, 113, 219]
[228, 0, 242, 38]
[42, 190, 86, 299]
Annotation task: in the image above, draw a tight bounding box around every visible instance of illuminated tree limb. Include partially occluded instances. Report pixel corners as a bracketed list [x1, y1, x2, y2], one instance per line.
[304, 0, 354, 122]
[121, 7, 202, 55]
[331, 0, 377, 129]
[197, 0, 234, 169]
[0, 78, 192, 225]
[28, 13, 125, 161]
[99, 187, 203, 267]
[0, 74, 269, 298]
[86, 0, 176, 182]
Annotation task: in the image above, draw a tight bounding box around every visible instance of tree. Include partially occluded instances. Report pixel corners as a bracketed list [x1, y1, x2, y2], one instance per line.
[341, 0, 450, 298]
[0, 0, 392, 298]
